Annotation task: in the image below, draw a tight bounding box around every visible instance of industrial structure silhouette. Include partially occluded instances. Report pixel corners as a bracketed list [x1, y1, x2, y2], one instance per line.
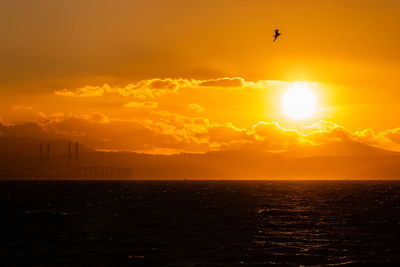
[0, 142, 131, 179]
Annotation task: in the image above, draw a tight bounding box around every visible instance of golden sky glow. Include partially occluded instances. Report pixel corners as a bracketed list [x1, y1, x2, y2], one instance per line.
[0, 0, 400, 154]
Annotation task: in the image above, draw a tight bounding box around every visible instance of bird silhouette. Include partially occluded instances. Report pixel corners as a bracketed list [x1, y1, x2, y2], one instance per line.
[273, 29, 281, 42]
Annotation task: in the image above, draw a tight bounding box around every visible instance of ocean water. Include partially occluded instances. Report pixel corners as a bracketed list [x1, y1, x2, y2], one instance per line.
[0, 180, 399, 266]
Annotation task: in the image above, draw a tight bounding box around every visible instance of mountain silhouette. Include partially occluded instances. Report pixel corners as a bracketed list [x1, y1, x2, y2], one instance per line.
[1, 138, 400, 179]
[282, 141, 399, 158]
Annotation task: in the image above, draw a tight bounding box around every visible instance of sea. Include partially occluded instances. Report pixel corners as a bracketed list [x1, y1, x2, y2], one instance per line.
[0, 180, 399, 266]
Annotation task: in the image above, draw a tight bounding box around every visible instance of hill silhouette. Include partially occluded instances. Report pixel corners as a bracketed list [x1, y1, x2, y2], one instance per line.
[282, 141, 400, 158]
[1, 138, 400, 179]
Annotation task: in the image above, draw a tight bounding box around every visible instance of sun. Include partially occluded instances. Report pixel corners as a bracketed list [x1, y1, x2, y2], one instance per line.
[282, 83, 317, 120]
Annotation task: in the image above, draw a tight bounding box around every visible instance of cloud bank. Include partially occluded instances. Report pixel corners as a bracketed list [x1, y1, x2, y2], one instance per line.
[54, 77, 283, 99]
[1, 112, 400, 154]
[0, 77, 397, 154]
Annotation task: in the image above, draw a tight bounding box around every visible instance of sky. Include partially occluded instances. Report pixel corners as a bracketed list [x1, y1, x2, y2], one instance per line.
[0, 0, 400, 154]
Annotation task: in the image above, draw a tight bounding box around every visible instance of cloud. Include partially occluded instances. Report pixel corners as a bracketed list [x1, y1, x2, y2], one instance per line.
[4, 109, 400, 154]
[188, 103, 204, 114]
[123, 101, 158, 109]
[302, 120, 352, 144]
[0, 116, 9, 126]
[55, 84, 109, 97]
[375, 128, 400, 149]
[54, 77, 292, 101]
[198, 77, 245, 87]
[7, 76, 400, 154]
[353, 128, 382, 145]
[381, 128, 400, 144]
[55, 78, 193, 99]
[83, 113, 111, 124]
[11, 104, 33, 111]
[0, 112, 212, 153]
[251, 122, 304, 150]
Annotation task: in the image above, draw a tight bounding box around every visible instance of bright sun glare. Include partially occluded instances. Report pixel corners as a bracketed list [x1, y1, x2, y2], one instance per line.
[282, 84, 317, 120]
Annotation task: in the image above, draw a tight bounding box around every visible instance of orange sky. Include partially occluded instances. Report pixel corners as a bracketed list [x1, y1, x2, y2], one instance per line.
[0, 0, 400, 154]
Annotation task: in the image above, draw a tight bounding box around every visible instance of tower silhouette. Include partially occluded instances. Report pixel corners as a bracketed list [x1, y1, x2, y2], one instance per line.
[67, 141, 79, 176]
[40, 143, 51, 176]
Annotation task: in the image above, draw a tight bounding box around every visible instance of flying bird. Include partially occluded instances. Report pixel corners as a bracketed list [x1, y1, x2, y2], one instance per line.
[273, 29, 281, 42]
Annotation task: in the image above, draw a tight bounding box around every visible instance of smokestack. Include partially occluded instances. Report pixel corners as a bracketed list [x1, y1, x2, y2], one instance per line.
[47, 144, 50, 160]
[68, 141, 71, 159]
[40, 143, 43, 160]
[75, 142, 78, 160]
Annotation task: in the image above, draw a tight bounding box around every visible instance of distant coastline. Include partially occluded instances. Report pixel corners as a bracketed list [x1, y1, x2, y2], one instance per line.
[1, 137, 400, 180]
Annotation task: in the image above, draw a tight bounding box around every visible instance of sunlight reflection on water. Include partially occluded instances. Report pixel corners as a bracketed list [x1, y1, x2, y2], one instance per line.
[0, 180, 399, 265]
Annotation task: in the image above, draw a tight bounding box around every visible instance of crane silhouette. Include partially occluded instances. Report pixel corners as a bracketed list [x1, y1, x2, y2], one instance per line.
[273, 29, 281, 42]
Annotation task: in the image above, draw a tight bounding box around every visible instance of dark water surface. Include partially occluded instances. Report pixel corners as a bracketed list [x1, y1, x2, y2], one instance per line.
[0, 180, 400, 266]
